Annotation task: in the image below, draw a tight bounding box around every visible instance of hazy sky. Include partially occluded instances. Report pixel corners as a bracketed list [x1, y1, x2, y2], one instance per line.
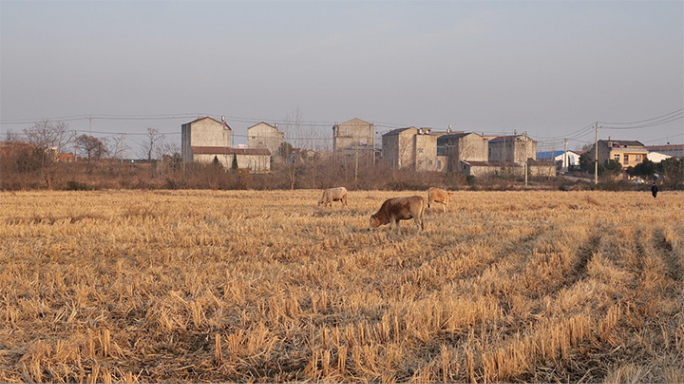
[1, 1, 682, 154]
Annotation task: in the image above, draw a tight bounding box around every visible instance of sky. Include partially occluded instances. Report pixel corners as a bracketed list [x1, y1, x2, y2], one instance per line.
[1, 1, 682, 156]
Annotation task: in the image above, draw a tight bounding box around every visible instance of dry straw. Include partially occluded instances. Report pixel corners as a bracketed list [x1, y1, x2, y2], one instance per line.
[0, 189, 682, 382]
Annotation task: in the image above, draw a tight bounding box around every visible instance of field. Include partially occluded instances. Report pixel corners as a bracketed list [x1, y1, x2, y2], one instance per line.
[1, 189, 683, 383]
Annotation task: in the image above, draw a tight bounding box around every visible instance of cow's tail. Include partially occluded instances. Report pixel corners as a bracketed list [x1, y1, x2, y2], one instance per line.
[427, 191, 432, 208]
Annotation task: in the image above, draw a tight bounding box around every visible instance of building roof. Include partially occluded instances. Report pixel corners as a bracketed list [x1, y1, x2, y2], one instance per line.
[601, 139, 645, 147]
[335, 117, 372, 127]
[489, 134, 533, 143]
[536, 150, 579, 159]
[191, 146, 271, 156]
[247, 121, 278, 130]
[186, 116, 232, 130]
[382, 127, 416, 136]
[437, 132, 472, 141]
[646, 144, 683, 151]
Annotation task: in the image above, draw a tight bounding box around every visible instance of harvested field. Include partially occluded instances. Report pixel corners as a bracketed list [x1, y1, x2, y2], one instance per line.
[1, 189, 683, 383]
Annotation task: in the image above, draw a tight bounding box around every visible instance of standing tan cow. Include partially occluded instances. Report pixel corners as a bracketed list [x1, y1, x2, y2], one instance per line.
[318, 187, 348, 208]
[427, 187, 454, 212]
[369, 195, 426, 232]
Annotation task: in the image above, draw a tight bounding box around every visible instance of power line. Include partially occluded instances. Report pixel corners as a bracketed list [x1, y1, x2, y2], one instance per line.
[601, 113, 683, 130]
[598, 108, 683, 126]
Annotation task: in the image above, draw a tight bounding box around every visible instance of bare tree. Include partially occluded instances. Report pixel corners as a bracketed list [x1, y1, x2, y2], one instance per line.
[77, 134, 108, 161]
[23, 120, 72, 189]
[107, 134, 130, 163]
[141, 127, 165, 161]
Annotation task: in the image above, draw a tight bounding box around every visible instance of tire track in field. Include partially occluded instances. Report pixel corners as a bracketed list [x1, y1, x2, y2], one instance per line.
[653, 229, 682, 282]
[567, 234, 601, 285]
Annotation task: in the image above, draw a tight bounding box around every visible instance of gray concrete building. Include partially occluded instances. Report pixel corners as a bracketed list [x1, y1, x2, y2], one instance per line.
[382, 127, 438, 171]
[437, 132, 489, 172]
[247, 122, 284, 156]
[181, 116, 232, 164]
[487, 134, 537, 164]
[333, 118, 375, 158]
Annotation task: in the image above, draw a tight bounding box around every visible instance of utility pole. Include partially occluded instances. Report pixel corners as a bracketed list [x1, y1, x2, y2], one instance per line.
[354, 144, 359, 187]
[121, 133, 124, 166]
[594, 122, 599, 184]
[563, 139, 568, 173]
[73, 131, 78, 161]
[89, 115, 92, 162]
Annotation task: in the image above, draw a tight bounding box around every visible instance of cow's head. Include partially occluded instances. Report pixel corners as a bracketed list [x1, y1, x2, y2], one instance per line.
[369, 214, 382, 230]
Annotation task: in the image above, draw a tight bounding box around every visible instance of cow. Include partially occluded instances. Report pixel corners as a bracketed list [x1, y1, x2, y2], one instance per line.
[369, 195, 426, 233]
[427, 187, 454, 212]
[318, 187, 348, 208]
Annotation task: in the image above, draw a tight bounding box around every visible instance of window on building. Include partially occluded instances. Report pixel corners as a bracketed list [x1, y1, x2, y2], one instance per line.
[635, 155, 641, 162]
[614, 154, 620, 162]
[624, 154, 629, 164]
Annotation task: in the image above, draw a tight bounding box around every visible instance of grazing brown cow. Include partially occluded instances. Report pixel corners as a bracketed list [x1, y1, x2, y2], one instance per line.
[369, 195, 426, 232]
[318, 187, 348, 208]
[427, 187, 454, 212]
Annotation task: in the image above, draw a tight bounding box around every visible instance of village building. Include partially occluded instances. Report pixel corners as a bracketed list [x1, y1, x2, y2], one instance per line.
[382, 127, 438, 171]
[487, 133, 537, 164]
[647, 151, 672, 163]
[591, 138, 648, 170]
[461, 161, 524, 177]
[645, 144, 683, 159]
[436, 132, 489, 172]
[536, 150, 581, 169]
[181, 116, 270, 172]
[190, 146, 271, 172]
[332, 118, 375, 162]
[181, 116, 232, 164]
[247, 122, 284, 156]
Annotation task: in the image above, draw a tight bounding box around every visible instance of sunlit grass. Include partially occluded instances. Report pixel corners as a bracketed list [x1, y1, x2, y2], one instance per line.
[1, 189, 682, 382]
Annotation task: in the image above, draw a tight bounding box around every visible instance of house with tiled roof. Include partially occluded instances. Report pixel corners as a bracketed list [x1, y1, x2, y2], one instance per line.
[182, 117, 270, 172]
[590, 138, 648, 170]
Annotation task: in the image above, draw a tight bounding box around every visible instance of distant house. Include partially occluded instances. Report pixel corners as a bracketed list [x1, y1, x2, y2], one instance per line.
[191, 146, 271, 172]
[647, 151, 672, 163]
[247, 122, 284, 156]
[645, 144, 683, 159]
[333, 118, 375, 162]
[461, 161, 523, 177]
[181, 116, 232, 164]
[382, 127, 438, 171]
[590, 138, 648, 170]
[436, 132, 488, 172]
[536, 150, 581, 168]
[487, 133, 537, 164]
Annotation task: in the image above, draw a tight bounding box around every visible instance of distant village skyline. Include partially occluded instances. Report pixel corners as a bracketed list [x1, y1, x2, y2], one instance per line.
[2, 2, 682, 154]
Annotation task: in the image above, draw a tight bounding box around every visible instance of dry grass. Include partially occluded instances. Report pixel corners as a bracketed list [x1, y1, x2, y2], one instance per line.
[0, 189, 682, 383]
